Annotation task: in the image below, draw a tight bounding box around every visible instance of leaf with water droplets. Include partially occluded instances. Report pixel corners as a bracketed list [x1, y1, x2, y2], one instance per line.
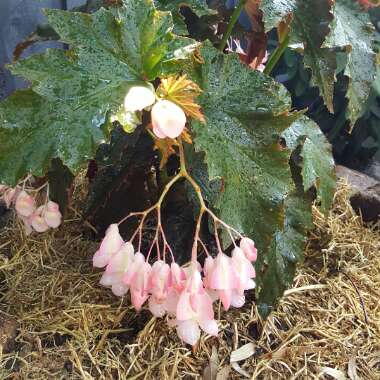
[1, 0, 197, 185]
[257, 190, 313, 317]
[191, 42, 300, 257]
[259, 0, 297, 32]
[324, 0, 377, 125]
[282, 116, 336, 214]
[288, 0, 376, 124]
[0, 90, 104, 186]
[289, 0, 337, 113]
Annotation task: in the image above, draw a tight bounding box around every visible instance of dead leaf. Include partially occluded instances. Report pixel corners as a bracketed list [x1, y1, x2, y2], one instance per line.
[203, 346, 219, 380]
[230, 343, 256, 363]
[231, 362, 251, 378]
[348, 357, 358, 380]
[319, 367, 347, 380]
[216, 366, 231, 380]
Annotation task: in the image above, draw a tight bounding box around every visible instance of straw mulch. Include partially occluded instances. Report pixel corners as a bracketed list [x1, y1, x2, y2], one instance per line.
[0, 182, 379, 379]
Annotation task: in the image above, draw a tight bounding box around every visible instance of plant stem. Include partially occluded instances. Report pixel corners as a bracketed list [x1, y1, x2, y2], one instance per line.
[263, 31, 290, 75]
[219, 0, 247, 51]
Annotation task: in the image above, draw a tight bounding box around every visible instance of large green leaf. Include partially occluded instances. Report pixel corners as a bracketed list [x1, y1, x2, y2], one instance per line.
[324, 0, 377, 125]
[290, 0, 337, 113]
[289, 0, 376, 123]
[191, 42, 300, 253]
[1, 0, 196, 185]
[10, 0, 197, 100]
[282, 116, 336, 213]
[260, 0, 296, 32]
[256, 191, 313, 317]
[0, 90, 104, 186]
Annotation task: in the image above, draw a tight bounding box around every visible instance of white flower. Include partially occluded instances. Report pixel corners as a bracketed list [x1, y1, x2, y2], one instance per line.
[124, 86, 156, 112]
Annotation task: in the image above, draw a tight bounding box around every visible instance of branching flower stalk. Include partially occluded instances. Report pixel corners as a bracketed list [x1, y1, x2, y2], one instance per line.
[92, 82, 258, 346]
[118, 137, 243, 263]
[94, 137, 257, 346]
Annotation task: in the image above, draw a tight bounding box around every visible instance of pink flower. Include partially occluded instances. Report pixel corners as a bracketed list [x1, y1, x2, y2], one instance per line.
[124, 86, 156, 112]
[15, 190, 36, 217]
[123, 253, 152, 311]
[148, 260, 171, 317]
[231, 248, 256, 290]
[151, 100, 186, 139]
[30, 206, 49, 233]
[43, 201, 62, 228]
[100, 242, 135, 296]
[168, 262, 187, 292]
[3, 187, 19, 208]
[0, 185, 8, 195]
[208, 252, 238, 311]
[239, 237, 257, 262]
[93, 224, 124, 268]
[175, 268, 218, 346]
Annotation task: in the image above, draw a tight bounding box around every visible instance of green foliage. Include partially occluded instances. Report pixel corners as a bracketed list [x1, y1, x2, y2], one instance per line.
[283, 116, 336, 213]
[260, 0, 296, 32]
[290, 0, 337, 113]
[325, 0, 377, 125]
[257, 191, 313, 317]
[191, 43, 299, 252]
[260, 0, 377, 125]
[0, 0, 196, 186]
[0, 90, 104, 186]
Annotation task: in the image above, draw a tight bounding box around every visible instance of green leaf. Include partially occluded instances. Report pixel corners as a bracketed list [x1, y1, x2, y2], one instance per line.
[1, 0, 197, 185]
[10, 48, 129, 103]
[155, 0, 215, 35]
[0, 90, 104, 186]
[282, 116, 336, 213]
[289, 0, 377, 123]
[256, 191, 313, 317]
[44, 1, 196, 81]
[324, 0, 377, 125]
[183, 143, 222, 216]
[260, 0, 296, 32]
[191, 42, 300, 252]
[290, 0, 337, 113]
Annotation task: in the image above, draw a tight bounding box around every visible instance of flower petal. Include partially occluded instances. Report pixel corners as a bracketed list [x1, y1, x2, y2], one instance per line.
[176, 319, 200, 346]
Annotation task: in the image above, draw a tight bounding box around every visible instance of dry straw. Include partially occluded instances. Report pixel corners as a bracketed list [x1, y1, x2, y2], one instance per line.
[0, 181, 379, 379]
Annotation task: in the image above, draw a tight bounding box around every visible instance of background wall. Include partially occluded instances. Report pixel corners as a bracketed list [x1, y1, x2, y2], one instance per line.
[0, 0, 86, 99]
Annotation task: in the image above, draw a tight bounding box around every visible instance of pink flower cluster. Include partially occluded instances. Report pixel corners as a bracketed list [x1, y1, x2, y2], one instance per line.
[93, 224, 257, 346]
[0, 185, 62, 234]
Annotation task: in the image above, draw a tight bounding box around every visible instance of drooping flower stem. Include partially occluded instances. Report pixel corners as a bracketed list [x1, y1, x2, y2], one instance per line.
[219, 0, 248, 52]
[119, 137, 243, 263]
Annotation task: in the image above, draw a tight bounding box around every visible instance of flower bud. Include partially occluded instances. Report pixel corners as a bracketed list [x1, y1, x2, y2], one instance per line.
[124, 86, 156, 112]
[93, 224, 124, 268]
[239, 237, 257, 262]
[43, 201, 62, 228]
[3, 187, 19, 208]
[15, 190, 36, 217]
[30, 206, 50, 233]
[151, 100, 186, 139]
